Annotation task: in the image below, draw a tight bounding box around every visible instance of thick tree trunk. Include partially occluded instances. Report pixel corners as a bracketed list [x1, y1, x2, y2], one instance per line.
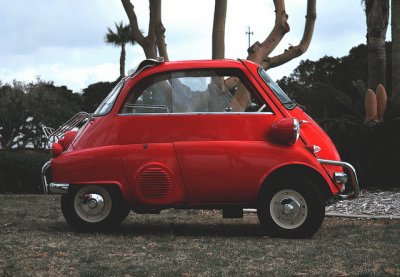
[365, 0, 389, 90]
[212, 0, 227, 59]
[120, 43, 126, 77]
[368, 37, 387, 89]
[392, 0, 400, 98]
[152, 0, 169, 61]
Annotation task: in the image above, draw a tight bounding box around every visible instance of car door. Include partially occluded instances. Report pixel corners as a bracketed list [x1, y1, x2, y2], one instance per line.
[165, 68, 278, 204]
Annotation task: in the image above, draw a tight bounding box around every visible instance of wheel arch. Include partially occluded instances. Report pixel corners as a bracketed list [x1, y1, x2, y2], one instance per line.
[69, 182, 130, 204]
[259, 164, 333, 202]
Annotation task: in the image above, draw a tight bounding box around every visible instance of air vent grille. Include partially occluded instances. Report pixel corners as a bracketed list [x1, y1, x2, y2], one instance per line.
[138, 166, 172, 199]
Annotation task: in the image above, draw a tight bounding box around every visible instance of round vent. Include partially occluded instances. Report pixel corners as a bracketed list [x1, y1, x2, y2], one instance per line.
[138, 165, 172, 199]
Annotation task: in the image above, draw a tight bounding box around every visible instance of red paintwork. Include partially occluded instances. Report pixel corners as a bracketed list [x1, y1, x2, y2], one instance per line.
[50, 59, 345, 208]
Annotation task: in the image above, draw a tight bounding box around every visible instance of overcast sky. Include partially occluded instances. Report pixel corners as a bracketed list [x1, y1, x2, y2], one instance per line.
[0, 0, 379, 92]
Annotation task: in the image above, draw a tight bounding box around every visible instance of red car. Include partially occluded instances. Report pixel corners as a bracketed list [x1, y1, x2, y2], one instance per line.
[42, 58, 359, 238]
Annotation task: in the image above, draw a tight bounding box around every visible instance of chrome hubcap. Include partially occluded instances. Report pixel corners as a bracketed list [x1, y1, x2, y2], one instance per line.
[74, 186, 112, 223]
[81, 194, 105, 214]
[270, 189, 308, 229]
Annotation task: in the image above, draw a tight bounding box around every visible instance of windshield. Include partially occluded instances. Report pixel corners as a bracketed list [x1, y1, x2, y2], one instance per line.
[93, 78, 125, 115]
[259, 68, 296, 109]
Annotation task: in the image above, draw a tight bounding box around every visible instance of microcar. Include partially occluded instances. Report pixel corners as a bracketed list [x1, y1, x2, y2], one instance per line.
[42, 58, 359, 238]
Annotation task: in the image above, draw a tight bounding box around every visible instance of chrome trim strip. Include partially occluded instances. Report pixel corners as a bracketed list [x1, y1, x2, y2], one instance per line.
[41, 161, 51, 195]
[334, 172, 348, 185]
[49, 183, 69, 194]
[41, 161, 69, 195]
[317, 159, 360, 200]
[118, 112, 274, 116]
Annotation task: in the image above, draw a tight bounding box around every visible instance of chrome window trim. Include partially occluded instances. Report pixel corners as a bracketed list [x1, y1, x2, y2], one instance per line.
[117, 111, 274, 116]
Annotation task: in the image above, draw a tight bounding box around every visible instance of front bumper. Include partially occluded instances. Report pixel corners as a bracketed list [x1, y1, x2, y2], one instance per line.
[317, 159, 360, 200]
[41, 161, 69, 195]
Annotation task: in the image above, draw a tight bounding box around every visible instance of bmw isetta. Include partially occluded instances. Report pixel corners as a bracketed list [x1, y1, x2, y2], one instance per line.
[42, 58, 359, 238]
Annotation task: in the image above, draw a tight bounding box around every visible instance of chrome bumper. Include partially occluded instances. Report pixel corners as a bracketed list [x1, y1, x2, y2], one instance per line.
[41, 161, 69, 195]
[317, 159, 360, 200]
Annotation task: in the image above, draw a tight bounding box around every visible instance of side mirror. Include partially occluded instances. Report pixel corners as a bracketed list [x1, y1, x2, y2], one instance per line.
[270, 118, 300, 145]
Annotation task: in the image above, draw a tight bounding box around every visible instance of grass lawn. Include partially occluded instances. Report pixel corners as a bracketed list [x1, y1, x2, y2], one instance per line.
[0, 195, 399, 276]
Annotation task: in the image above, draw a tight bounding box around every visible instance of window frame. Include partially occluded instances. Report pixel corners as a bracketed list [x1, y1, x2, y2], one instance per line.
[118, 68, 274, 116]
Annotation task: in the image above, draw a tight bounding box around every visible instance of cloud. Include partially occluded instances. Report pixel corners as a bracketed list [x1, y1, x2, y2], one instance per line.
[0, 62, 119, 92]
[0, 0, 370, 92]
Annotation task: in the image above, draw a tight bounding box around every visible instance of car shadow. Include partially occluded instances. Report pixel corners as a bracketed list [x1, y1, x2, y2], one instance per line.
[117, 221, 264, 238]
[43, 219, 265, 238]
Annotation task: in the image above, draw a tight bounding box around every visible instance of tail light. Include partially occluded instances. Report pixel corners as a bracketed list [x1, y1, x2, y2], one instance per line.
[51, 143, 63, 157]
[51, 131, 78, 157]
[61, 131, 78, 150]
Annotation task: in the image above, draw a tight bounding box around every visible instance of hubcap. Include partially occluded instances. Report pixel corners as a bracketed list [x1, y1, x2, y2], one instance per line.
[81, 194, 105, 214]
[74, 186, 112, 223]
[270, 189, 308, 229]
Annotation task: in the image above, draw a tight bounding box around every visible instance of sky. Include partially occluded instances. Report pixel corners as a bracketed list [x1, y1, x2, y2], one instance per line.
[0, 0, 377, 93]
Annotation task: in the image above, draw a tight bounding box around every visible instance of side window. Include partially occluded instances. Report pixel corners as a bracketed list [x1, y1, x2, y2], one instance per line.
[119, 69, 272, 114]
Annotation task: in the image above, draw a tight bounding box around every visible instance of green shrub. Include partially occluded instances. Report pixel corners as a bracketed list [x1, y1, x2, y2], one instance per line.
[0, 150, 49, 194]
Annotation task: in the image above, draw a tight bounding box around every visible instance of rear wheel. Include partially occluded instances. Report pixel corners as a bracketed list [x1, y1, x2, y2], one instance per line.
[257, 175, 325, 238]
[61, 185, 129, 232]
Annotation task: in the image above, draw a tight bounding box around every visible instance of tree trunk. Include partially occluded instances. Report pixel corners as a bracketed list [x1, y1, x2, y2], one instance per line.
[152, 0, 169, 61]
[365, 0, 389, 90]
[247, 0, 289, 65]
[212, 0, 227, 59]
[261, 0, 316, 69]
[120, 43, 126, 77]
[121, 0, 162, 59]
[392, 0, 400, 98]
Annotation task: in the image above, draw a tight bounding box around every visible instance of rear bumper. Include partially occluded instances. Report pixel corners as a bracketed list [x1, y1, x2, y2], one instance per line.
[317, 159, 360, 200]
[41, 161, 69, 195]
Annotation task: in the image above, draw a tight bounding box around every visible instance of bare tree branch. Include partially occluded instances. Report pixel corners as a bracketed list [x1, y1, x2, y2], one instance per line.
[212, 0, 227, 59]
[121, 0, 146, 46]
[262, 0, 316, 69]
[247, 0, 289, 64]
[121, 0, 164, 59]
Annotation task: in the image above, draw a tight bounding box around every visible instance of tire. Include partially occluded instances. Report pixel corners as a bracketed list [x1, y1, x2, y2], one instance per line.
[61, 185, 129, 232]
[257, 175, 325, 238]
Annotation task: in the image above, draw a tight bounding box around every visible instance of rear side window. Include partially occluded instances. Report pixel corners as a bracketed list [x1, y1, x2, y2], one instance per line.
[94, 79, 125, 115]
[119, 69, 271, 114]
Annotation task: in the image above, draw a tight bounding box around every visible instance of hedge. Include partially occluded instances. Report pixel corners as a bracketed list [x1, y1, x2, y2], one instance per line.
[0, 150, 49, 194]
[327, 119, 400, 189]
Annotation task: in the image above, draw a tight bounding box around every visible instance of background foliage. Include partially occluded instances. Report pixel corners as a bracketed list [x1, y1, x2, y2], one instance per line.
[279, 43, 400, 188]
[0, 150, 49, 194]
[0, 43, 399, 193]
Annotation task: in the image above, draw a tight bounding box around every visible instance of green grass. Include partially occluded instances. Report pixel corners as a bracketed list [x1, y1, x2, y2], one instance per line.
[0, 195, 399, 276]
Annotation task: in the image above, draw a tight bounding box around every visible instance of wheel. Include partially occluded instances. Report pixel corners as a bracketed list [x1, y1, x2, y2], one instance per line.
[61, 185, 129, 232]
[257, 175, 325, 238]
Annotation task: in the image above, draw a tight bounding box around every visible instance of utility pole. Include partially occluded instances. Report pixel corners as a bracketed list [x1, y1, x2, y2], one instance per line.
[245, 26, 254, 48]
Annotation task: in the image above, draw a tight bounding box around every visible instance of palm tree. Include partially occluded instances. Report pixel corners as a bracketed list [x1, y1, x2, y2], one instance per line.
[392, 0, 400, 99]
[364, 0, 389, 90]
[105, 22, 136, 77]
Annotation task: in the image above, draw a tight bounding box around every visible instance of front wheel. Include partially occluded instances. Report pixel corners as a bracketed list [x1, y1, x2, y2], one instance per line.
[61, 185, 129, 232]
[257, 175, 325, 238]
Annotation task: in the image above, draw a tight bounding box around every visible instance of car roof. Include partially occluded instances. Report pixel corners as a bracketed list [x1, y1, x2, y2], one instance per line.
[127, 58, 258, 77]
